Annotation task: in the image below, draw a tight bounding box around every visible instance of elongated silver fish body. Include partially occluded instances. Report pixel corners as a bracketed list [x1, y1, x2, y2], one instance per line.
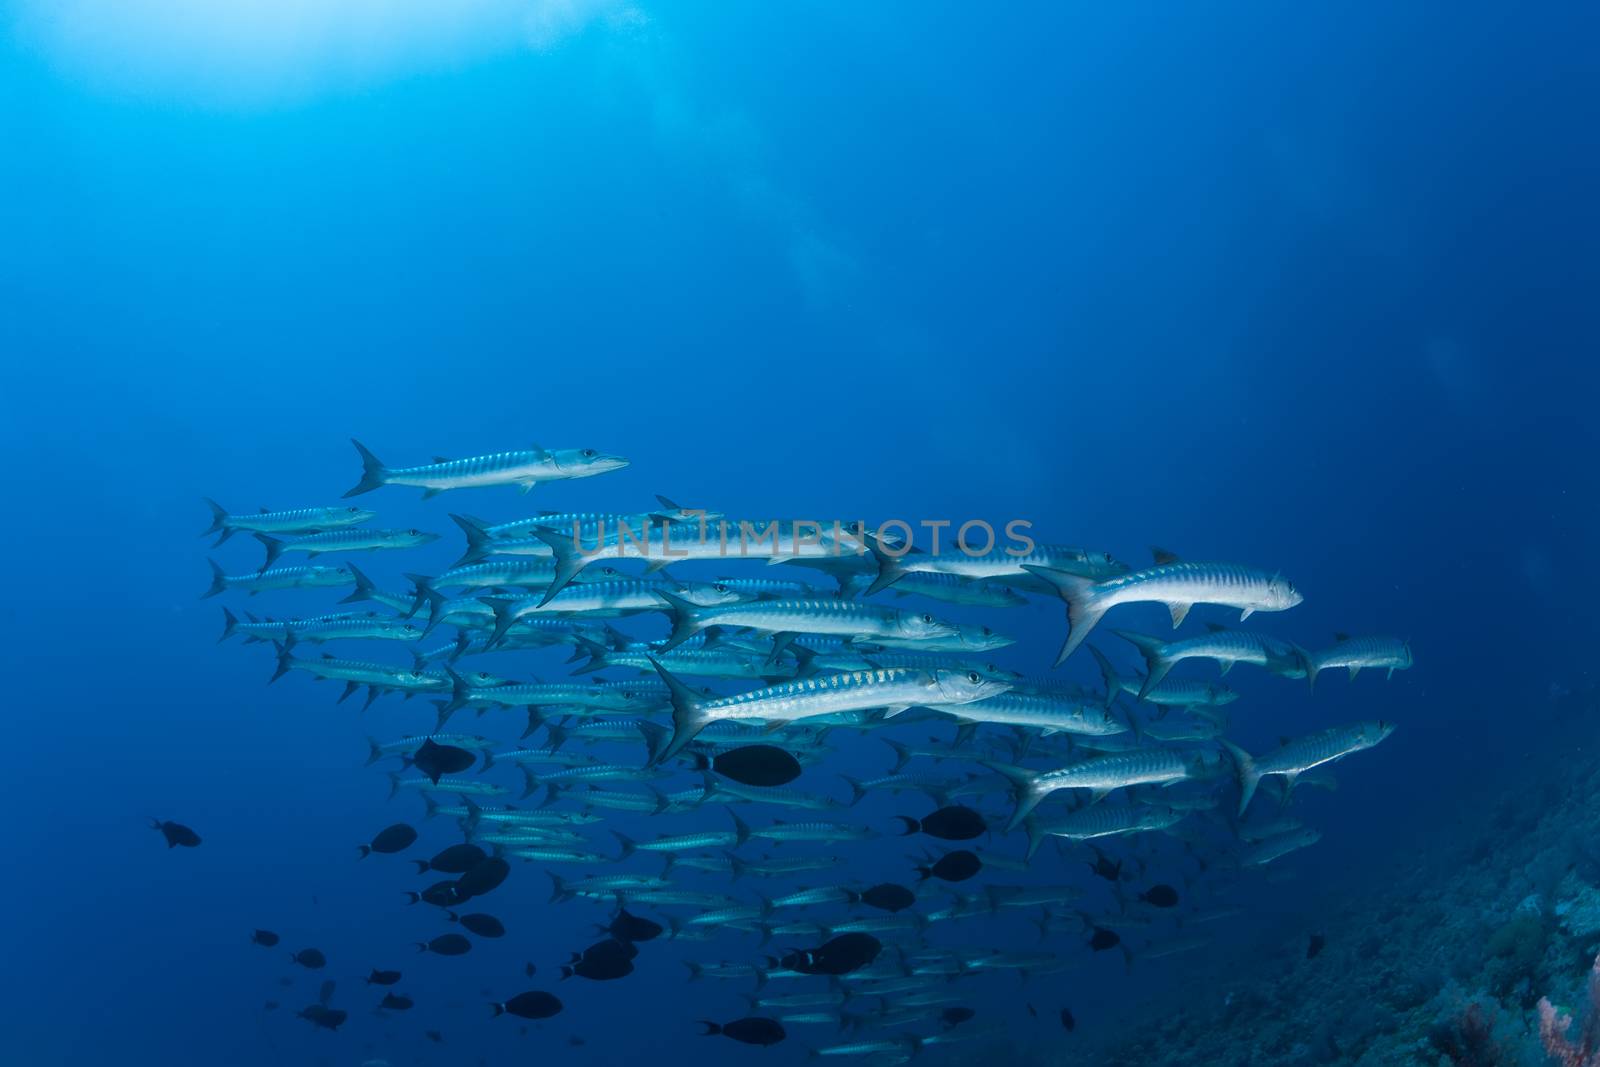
[1023, 803, 1184, 857]
[1304, 635, 1413, 690]
[930, 691, 1126, 736]
[1240, 826, 1322, 866]
[1113, 625, 1304, 694]
[343, 439, 628, 498]
[202, 499, 374, 545]
[1223, 720, 1394, 814]
[993, 748, 1215, 829]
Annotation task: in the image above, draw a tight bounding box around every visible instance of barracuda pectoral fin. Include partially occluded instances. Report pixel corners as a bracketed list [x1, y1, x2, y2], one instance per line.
[1167, 603, 1191, 628]
[1217, 660, 1234, 677]
[880, 705, 913, 719]
[420, 488, 443, 500]
[1348, 666, 1362, 681]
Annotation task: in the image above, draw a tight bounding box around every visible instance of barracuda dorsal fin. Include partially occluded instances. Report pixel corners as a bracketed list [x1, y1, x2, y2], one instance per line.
[1334, 632, 1351, 642]
[432, 456, 452, 464]
[1150, 546, 1181, 565]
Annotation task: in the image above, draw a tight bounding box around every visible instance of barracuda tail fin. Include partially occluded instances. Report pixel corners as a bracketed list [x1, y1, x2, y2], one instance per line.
[1112, 630, 1174, 696]
[202, 559, 228, 599]
[647, 657, 711, 765]
[485, 599, 519, 649]
[364, 737, 384, 767]
[269, 637, 296, 683]
[653, 590, 706, 653]
[253, 532, 285, 573]
[1302, 648, 1325, 694]
[218, 607, 240, 643]
[1022, 565, 1105, 666]
[337, 562, 376, 605]
[862, 532, 910, 597]
[569, 636, 610, 676]
[842, 776, 869, 807]
[1086, 646, 1123, 708]
[343, 439, 389, 498]
[984, 761, 1045, 832]
[611, 830, 637, 860]
[201, 497, 231, 542]
[448, 514, 495, 567]
[1021, 816, 1051, 862]
[1220, 740, 1261, 816]
[525, 526, 588, 607]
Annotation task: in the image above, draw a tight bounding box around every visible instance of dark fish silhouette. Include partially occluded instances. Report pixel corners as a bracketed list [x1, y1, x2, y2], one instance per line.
[449, 912, 506, 938]
[493, 991, 563, 1020]
[524, 962, 538, 977]
[915, 849, 982, 882]
[781, 933, 881, 976]
[379, 993, 414, 1011]
[1026, 1003, 1038, 1018]
[405, 880, 465, 908]
[1138, 884, 1179, 908]
[1307, 933, 1326, 959]
[416, 934, 472, 956]
[896, 805, 986, 841]
[366, 969, 402, 986]
[560, 938, 636, 981]
[149, 819, 201, 849]
[454, 857, 510, 899]
[251, 930, 280, 947]
[410, 738, 476, 784]
[699, 1017, 787, 1046]
[361, 823, 417, 858]
[1086, 845, 1122, 882]
[605, 908, 662, 943]
[1060, 1007, 1076, 1031]
[695, 745, 802, 787]
[414, 844, 486, 875]
[425, 1030, 443, 1043]
[941, 1007, 975, 1028]
[297, 1005, 346, 1030]
[291, 948, 327, 969]
[860, 883, 916, 913]
[1088, 927, 1120, 952]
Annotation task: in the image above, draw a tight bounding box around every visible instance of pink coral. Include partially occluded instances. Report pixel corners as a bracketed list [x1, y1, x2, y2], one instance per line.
[1539, 952, 1600, 1067]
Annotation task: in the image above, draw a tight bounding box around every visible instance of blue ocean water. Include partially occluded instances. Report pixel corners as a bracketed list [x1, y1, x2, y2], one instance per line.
[4, 5, 1598, 1065]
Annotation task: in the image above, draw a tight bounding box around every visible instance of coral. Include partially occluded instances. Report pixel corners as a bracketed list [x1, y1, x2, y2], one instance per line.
[1539, 952, 1600, 1067]
[1427, 1000, 1508, 1066]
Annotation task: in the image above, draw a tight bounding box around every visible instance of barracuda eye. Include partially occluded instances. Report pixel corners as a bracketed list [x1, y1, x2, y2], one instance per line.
[967, 671, 981, 683]
[921, 614, 934, 624]
[582, 449, 597, 458]
[714, 584, 730, 593]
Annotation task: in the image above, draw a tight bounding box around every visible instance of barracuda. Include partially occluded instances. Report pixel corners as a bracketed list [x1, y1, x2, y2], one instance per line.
[766, 886, 860, 910]
[1304, 634, 1413, 691]
[749, 820, 879, 844]
[386, 773, 510, 800]
[1024, 554, 1303, 665]
[1241, 826, 1323, 866]
[570, 639, 782, 681]
[1223, 721, 1394, 814]
[655, 595, 964, 655]
[699, 779, 849, 813]
[363, 733, 496, 766]
[989, 749, 1221, 830]
[863, 535, 1126, 596]
[647, 660, 1009, 764]
[418, 558, 629, 595]
[505, 847, 615, 864]
[1090, 646, 1239, 713]
[613, 811, 751, 858]
[874, 622, 1015, 654]
[931, 690, 1127, 736]
[265, 614, 424, 645]
[342, 439, 628, 498]
[1113, 624, 1306, 695]
[486, 580, 745, 645]
[218, 607, 371, 644]
[202, 560, 351, 599]
[1022, 803, 1185, 858]
[255, 527, 439, 570]
[201, 499, 375, 546]
[440, 670, 647, 717]
[728, 854, 846, 879]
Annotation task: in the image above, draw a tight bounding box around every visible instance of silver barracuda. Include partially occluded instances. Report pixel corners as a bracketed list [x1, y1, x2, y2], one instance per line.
[1223, 721, 1394, 814]
[254, 527, 438, 570]
[1025, 552, 1303, 665]
[201, 499, 374, 546]
[655, 595, 964, 656]
[486, 580, 745, 645]
[990, 749, 1221, 830]
[1022, 804, 1185, 858]
[1240, 826, 1323, 866]
[648, 660, 1010, 763]
[929, 690, 1127, 736]
[202, 560, 351, 599]
[1112, 624, 1306, 695]
[1303, 634, 1413, 691]
[342, 438, 628, 498]
[862, 534, 1126, 595]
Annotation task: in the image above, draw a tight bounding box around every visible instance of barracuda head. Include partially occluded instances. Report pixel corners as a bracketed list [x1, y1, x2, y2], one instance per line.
[550, 447, 630, 477]
[1265, 574, 1303, 610]
[339, 505, 380, 524]
[931, 668, 1012, 705]
[892, 611, 962, 643]
[948, 623, 1014, 652]
[457, 669, 515, 688]
[675, 581, 748, 607]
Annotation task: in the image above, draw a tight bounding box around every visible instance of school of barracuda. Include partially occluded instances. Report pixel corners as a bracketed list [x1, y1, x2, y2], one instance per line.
[201, 439, 1408, 1057]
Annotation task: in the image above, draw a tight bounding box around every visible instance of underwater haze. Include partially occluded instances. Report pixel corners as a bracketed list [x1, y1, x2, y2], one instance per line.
[5, 4, 1600, 1066]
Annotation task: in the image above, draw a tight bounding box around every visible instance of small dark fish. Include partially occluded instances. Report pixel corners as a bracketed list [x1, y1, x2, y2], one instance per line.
[251, 930, 280, 947]
[361, 823, 417, 858]
[454, 857, 510, 899]
[1026, 1003, 1037, 1018]
[416, 934, 472, 956]
[297, 1005, 346, 1031]
[366, 969, 402, 986]
[896, 805, 987, 841]
[1307, 933, 1325, 959]
[524, 962, 538, 977]
[781, 933, 881, 976]
[941, 1007, 975, 1028]
[568, 1036, 585, 1047]
[410, 738, 476, 783]
[414, 843, 486, 875]
[406, 879, 465, 908]
[1138, 884, 1179, 908]
[263, 1001, 279, 1011]
[425, 1030, 444, 1043]
[449, 912, 506, 938]
[915, 849, 982, 882]
[493, 991, 563, 1020]
[379, 993, 414, 1011]
[696, 745, 802, 787]
[700, 1017, 787, 1046]
[291, 948, 327, 970]
[1086, 845, 1122, 882]
[149, 818, 201, 849]
[1087, 927, 1120, 952]
[860, 882, 916, 912]
[560, 938, 636, 981]
[606, 908, 662, 943]
[1060, 1007, 1076, 1032]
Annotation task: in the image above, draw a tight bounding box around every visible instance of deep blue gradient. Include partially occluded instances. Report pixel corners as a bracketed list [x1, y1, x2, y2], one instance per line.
[4, 5, 1598, 1065]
